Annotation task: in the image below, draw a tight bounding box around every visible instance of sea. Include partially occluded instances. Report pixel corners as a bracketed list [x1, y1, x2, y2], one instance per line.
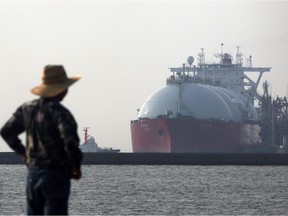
[0, 165, 288, 215]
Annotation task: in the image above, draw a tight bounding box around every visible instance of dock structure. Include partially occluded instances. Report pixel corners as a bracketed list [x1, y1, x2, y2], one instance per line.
[1, 152, 288, 166]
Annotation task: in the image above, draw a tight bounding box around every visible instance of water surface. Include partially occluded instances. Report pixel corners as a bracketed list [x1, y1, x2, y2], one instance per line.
[1, 165, 287, 215]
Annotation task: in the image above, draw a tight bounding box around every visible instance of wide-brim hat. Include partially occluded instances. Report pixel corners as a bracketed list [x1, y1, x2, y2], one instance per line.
[31, 65, 81, 97]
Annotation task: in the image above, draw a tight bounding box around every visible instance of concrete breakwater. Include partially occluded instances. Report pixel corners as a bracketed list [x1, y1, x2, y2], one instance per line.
[0, 152, 288, 165]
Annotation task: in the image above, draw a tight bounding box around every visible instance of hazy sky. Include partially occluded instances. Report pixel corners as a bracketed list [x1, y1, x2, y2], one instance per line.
[0, 0, 288, 152]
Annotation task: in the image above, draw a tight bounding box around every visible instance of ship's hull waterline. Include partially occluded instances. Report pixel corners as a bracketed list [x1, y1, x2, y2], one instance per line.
[131, 118, 262, 153]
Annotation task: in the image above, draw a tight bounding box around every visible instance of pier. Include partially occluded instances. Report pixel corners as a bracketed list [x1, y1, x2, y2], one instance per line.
[1, 152, 288, 165]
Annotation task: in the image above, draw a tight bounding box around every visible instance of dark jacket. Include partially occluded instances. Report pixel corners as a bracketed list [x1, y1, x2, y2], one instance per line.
[0, 97, 83, 169]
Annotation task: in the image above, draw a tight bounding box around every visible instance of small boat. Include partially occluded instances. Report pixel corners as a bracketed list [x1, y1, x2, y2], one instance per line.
[80, 127, 120, 153]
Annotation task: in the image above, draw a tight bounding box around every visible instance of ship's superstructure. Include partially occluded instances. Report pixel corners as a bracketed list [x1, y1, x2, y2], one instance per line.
[130, 46, 286, 153]
[168, 46, 270, 109]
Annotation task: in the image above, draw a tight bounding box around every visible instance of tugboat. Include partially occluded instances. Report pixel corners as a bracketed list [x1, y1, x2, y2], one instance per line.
[80, 127, 120, 153]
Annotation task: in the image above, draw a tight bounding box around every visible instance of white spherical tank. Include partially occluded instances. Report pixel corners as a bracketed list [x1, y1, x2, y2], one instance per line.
[137, 83, 259, 123]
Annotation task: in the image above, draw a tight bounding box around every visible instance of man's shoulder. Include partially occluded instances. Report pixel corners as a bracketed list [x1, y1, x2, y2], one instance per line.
[42, 101, 74, 120]
[22, 99, 39, 106]
[20, 99, 68, 112]
[47, 101, 69, 112]
[19, 99, 39, 110]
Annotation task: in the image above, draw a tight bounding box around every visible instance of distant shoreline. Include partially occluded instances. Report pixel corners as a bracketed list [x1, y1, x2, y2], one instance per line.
[1, 152, 288, 165]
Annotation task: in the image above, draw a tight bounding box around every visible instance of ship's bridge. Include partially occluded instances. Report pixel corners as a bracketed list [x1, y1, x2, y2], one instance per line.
[168, 49, 271, 103]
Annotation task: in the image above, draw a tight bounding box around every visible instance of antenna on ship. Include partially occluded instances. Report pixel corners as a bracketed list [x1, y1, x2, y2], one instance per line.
[221, 43, 224, 63]
[198, 48, 205, 64]
[236, 46, 243, 65]
[83, 127, 90, 144]
[247, 55, 253, 67]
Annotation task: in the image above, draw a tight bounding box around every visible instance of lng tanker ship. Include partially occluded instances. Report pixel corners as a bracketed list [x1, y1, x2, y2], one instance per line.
[130, 46, 274, 153]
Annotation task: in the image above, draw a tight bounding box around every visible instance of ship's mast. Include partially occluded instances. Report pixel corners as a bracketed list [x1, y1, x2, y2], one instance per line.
[247, 55, 253, 68]
[236, 46, 243, 65]
[83, 127, 90, 144]
[221, 43, 224, 63]
[198, 48, 205, 64]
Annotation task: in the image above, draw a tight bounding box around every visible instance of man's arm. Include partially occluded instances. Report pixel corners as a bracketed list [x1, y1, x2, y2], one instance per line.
[56, 106, 83, 179]
[0, 108, 26, 156]
[62, 132, 83, 180]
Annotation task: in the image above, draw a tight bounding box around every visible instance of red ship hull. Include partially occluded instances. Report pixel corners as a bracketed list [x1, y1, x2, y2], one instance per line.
[130, 118, 262, 153]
